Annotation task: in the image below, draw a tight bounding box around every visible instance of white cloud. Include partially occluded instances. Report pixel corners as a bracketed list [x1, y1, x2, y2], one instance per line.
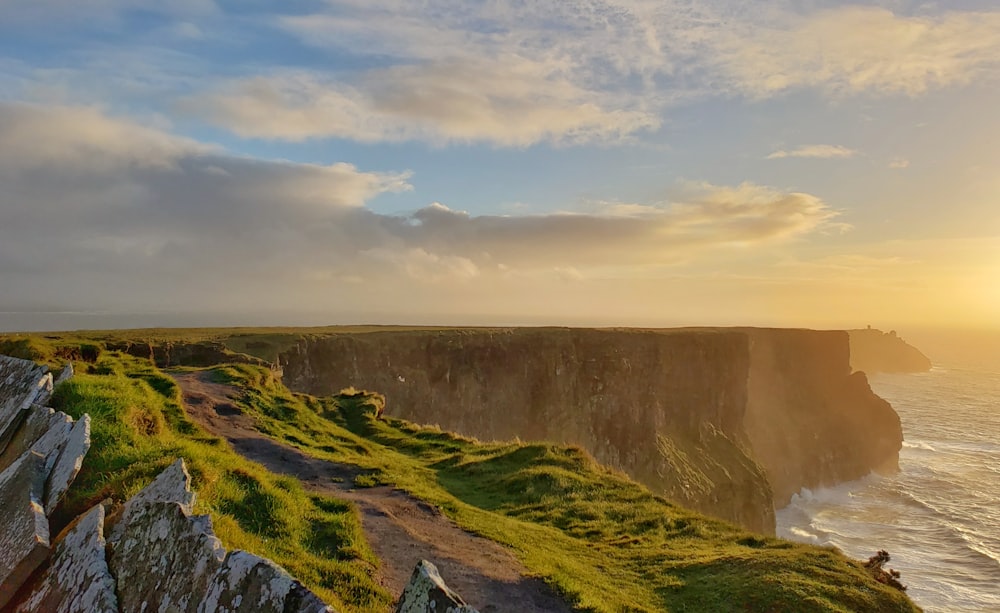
[706, 6, 1000, 97]
[0, 103, 841, 314]
[889, 158, 911, 169]
[767, 145, 858, 160]
[183, 58, 660, 146]
[188, 2, 1000, 146]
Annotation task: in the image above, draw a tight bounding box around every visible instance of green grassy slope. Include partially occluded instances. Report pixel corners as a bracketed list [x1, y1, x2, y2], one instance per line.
[1, 332, 920, 612]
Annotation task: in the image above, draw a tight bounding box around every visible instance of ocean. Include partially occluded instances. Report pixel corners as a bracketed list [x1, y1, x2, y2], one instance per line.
[777, 356, 1000, 612]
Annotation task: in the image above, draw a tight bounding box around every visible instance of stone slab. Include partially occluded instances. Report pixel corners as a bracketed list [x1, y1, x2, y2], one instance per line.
[13, 504, 118, 613]
[53, 362, 74, 388]
[200, 550, 335, 613]
[112, 458, 195, 527]
[395, 560, 479, 613]
[0, 356, 51, 453]
[0, 405, 56, 473]
[45, 414, 91, 515]
[0, 451, 51, 609]
[109, 500, 226, 613]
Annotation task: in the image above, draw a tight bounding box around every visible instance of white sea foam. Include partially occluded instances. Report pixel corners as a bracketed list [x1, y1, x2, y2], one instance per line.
[777, 363, 1000, 612]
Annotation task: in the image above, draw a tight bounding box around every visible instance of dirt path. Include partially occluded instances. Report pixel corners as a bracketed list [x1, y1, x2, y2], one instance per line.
[172, 372, 572, 613]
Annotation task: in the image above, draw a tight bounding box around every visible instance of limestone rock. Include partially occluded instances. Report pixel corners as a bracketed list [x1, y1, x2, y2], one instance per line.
[201, 550, 334, 613]
[108, 457, 195, 544]
[107, 459, 334, 612]
[0, 451, 51, 609]
[14, 504, 118, 613]
[0, 405, 56, 473]
[53, 362, 74, 388]
[45, 414, 91, 514]
[395, 560, 479, 613]
[108, 500, 227, 613]
[0, 356, 51, 453]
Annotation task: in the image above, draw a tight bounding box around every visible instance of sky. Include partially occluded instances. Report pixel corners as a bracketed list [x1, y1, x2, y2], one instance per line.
[1, 0, 998, 332]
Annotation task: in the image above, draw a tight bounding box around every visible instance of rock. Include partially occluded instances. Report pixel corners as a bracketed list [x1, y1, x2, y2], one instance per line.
[865, 550, 907, 592]
[13, 504, 118, 613]
[395, 560, 479, 613]
[201, 550, 335, 613]
[45, 414, 91, 515]
[0, 405, 56, 473]
[0, 451, 51, 609]
[107, 459, 335, 612]
[108, 457, 196, 544]
[108, 500, 227, 613]
[0, 356, 51, 453]
[53, 363, 74, 388]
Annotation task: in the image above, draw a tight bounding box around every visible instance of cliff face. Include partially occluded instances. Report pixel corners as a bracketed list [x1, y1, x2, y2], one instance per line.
[743, 330, 903, 505]
[848, 328, 932, 373]
[279, 327, 903, 534]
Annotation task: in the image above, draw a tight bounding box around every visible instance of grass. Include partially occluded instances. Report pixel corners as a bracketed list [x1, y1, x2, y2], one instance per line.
[48, 354, 392, 613]
[3, 332, 921, 612]
[206, 362, 919, 612]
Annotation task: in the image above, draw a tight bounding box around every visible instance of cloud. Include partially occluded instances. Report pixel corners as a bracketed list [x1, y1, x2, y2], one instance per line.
[888, 158, 910, 169]
[182, 59, 660, 146]
[181, 2, 1000, 146]
[706, 6, 1000, 97]
[767, 145, 858, 160]
[0, 103, 840, 314]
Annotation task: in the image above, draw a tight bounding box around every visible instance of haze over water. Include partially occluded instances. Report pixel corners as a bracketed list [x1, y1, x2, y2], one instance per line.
[778, 341, 1000, 612]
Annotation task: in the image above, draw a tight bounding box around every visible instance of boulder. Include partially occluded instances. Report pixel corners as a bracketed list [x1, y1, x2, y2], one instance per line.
[0, 451, 51, 609]
[395, 560, 479, 613]
[13, 504, 118, 613]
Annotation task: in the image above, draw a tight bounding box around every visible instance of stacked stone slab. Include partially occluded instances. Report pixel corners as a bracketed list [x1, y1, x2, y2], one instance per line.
[18, 458, 335, 613]
[0, 357, 87, 610]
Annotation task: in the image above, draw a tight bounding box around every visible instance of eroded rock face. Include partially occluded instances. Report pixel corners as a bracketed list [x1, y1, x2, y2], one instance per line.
[279, 327, 905, 534]
[395, 560, 478, 613]
[0, 450, 51, 609]
[743, 330, 904, 505]
[14, 504, 118, 613]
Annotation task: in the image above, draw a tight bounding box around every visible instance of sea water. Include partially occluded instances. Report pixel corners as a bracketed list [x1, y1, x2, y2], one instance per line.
[777, 361, 1000, 612]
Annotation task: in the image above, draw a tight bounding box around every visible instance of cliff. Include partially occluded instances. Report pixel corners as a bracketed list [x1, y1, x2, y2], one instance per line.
[278, 327, 904, 533]
[848, 329, 932, 373]
[743, 329, 902, 505]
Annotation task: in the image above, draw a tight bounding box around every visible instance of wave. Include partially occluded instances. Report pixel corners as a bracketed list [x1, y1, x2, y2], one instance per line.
[902, 440, 936, 451]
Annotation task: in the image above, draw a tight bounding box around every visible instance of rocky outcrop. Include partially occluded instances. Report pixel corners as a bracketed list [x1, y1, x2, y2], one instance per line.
[106, 459, 334, 613]
[848, 328, 932, 373]
[0, 357, 86, 610]
[0, 356, 336, 613]
[14, 505, 118, 613]
[395, 560, 478, 613]
[279, 327, 904, 533]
